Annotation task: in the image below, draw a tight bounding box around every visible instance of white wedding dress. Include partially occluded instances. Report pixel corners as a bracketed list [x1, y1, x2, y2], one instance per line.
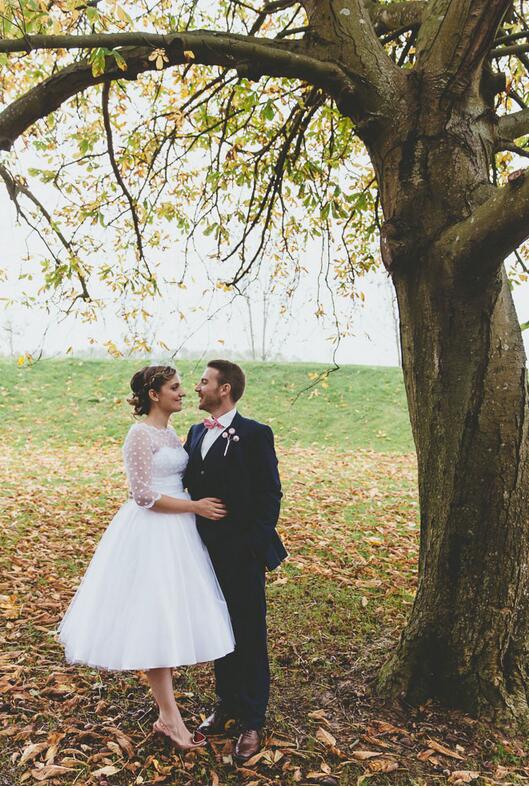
[58, 423, 235, 671]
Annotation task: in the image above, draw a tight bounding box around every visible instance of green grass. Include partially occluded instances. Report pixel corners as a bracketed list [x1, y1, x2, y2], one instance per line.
[0, 358, 413, 452]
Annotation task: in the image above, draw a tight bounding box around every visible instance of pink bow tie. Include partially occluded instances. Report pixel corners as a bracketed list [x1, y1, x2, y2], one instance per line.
[203, 417, 224, 430]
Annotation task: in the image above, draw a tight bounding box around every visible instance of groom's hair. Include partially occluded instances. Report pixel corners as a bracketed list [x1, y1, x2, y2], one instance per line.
[207, 359, 246, 402]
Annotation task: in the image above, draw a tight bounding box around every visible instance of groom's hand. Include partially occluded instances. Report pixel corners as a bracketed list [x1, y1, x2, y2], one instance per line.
[194, 497, 227, 520]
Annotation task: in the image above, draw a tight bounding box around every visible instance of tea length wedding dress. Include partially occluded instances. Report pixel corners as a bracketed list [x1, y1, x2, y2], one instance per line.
[58, 423, 235, 670]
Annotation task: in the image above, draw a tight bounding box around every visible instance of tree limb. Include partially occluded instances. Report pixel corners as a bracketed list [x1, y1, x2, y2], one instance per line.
[301, 0, 400, 98]
[497, 108, 529, 144]
[368, 0, 425, 34]
[434, 169, 529, 271]
[0, 163, 91, 300]
[490, 41, 529, 57]
[101, 80, 152, 279]
[0, 31, 361, 150]
[415, 0, 511, 97]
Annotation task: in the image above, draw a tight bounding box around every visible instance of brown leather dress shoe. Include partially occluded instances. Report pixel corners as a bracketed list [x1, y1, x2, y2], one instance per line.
[234, 729, 261, 762]
[197, 705, 238, 737]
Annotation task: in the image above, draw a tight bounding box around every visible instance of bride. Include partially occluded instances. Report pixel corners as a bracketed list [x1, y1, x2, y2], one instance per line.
[58, 365, 235, 750]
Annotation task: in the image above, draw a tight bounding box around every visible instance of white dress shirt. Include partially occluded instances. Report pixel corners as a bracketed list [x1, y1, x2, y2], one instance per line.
[201, 407, 237, 459]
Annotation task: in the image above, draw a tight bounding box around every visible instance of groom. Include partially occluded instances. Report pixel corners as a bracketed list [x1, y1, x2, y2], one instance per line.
[183, 359, 286, 761]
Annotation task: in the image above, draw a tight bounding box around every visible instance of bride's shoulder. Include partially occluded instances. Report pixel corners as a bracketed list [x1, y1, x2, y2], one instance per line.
[168, 425, 182, 443]
[124, 422, 151, 442]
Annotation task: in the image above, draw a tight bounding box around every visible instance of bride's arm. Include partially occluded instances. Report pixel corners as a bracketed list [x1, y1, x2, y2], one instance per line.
[123, 427, 226, 519]
[152, 496, 226, 519]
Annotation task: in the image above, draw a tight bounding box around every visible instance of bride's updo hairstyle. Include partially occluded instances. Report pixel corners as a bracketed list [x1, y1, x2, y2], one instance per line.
[128, 365, 177, 416]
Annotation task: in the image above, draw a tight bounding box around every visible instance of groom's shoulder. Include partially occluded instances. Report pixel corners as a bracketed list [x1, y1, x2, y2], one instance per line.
[236, 414, 273, 436]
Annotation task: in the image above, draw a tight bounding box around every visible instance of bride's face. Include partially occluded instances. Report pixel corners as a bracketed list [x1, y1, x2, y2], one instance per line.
[151, 374, 185, 414]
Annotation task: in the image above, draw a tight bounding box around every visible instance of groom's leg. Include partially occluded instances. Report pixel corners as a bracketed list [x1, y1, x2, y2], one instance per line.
[208, 549, 242, 714]
[210, 550, 270, 728]
[232, 560, 269, 730]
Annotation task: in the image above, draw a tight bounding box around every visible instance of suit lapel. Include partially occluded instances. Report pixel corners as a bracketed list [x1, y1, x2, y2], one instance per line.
[191, 425, 208, 459]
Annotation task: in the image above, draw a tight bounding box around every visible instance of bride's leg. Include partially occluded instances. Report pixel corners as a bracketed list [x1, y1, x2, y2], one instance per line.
[146, 668, 194, 744]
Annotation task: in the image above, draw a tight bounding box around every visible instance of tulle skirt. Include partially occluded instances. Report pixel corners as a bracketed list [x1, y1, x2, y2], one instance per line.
[58, 493, 235, 671]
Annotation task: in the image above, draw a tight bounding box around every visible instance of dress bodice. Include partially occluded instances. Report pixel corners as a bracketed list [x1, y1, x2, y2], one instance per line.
[123, 423, 189, 507]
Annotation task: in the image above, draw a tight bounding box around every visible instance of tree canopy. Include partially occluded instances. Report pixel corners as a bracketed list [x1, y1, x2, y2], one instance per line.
[1, 1, 529, 347]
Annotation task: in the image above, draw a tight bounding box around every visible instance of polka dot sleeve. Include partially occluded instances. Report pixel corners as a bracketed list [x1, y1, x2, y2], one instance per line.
[123, 425, 162, 509]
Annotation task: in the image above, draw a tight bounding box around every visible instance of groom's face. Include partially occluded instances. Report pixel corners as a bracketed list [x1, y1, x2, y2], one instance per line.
[195, 367, 224, 412]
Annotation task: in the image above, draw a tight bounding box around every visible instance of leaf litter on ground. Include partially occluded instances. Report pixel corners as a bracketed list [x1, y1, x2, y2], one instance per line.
[0, 442, 525, 785]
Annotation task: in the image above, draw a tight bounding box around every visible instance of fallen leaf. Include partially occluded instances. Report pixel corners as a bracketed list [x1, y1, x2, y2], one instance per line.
[19, 742, 48, 765]
[367, 758, 399, 773]
[244, 749, 273, 767]
[316, 727, 337, 748]
[447, 770, 480, 785]
[308, 709, 329, 721]
[92, 765, 121, 777]
[352, 750, 382, 760]
[30, 765, 75, 781]
[427, 739, 464, 760]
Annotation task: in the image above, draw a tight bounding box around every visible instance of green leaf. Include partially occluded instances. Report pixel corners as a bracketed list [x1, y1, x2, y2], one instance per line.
[261, 100, 275, 121]
[111, 50, 128, 72]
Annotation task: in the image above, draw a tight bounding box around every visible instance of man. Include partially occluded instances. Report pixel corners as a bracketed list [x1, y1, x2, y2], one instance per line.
[183, 359, 286, 761]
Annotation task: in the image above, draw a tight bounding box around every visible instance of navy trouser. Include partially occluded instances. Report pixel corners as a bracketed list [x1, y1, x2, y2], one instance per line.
[208, 547, 269, 730]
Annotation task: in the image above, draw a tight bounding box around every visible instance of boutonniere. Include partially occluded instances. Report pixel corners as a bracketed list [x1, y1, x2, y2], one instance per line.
[222, 427, 240, 456]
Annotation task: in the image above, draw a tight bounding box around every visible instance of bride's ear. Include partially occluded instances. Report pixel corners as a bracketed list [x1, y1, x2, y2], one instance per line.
[148, 388, 159, 402]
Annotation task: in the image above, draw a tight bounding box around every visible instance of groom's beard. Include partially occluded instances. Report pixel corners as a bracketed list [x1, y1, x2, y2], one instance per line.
[198, 393, 222, 413]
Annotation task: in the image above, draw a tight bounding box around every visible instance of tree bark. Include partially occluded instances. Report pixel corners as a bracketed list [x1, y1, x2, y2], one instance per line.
[379, 257, 529, 718]
[370, 72, 529, 720]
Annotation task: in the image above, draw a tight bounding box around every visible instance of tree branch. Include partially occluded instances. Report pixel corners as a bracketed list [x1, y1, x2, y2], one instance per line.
[0, 31, 359, 150]
[434, 169, 529, 271]
[415, 0, 511, 97]
[101, 80, 152, 279]
[301, 0, 400, 96]
[368, 0, 425, 34]
[497, 108, 529, 144]
[0, 163, 91, 301]
[490, 41, 529, 57]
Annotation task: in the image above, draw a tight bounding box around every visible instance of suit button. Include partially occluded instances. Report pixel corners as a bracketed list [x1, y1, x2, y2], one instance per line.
[200, 470, 205, 475]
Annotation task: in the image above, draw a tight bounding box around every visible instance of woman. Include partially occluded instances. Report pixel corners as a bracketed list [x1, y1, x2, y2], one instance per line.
[58, 365, 235, 751]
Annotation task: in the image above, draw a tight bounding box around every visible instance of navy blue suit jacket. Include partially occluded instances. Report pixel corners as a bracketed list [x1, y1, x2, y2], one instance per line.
[183, 412, 287, 571]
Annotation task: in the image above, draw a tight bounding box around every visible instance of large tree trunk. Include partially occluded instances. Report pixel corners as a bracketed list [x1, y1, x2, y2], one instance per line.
[370, 77, 529, 718]
[379, 260, 529, 718]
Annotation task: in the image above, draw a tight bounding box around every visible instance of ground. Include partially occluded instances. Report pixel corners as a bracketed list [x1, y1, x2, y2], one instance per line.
[1, 359, 528, 785]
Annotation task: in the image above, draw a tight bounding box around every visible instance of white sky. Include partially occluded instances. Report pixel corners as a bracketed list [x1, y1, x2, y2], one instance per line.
[1, 187, 529, 367]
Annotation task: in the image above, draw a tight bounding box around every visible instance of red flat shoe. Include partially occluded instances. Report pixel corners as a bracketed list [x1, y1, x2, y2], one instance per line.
[192, 730, 206, 745]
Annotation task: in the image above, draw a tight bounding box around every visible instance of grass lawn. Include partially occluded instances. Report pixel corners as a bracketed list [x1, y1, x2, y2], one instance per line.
[0, 358, 413, 452]
[0, 359, 525, 786]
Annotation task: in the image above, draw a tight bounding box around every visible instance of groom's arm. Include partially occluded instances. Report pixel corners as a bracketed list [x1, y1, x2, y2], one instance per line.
[246, 424, 282, 555]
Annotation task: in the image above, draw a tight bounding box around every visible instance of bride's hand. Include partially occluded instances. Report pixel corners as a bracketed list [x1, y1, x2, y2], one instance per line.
[194, 497, 227, 520]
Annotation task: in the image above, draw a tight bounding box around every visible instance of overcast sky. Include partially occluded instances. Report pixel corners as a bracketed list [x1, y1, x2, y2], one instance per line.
[2, 187, 529, 367]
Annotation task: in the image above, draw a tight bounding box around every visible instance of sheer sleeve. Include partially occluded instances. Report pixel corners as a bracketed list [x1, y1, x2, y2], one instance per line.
[123, 426, 161, 509]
